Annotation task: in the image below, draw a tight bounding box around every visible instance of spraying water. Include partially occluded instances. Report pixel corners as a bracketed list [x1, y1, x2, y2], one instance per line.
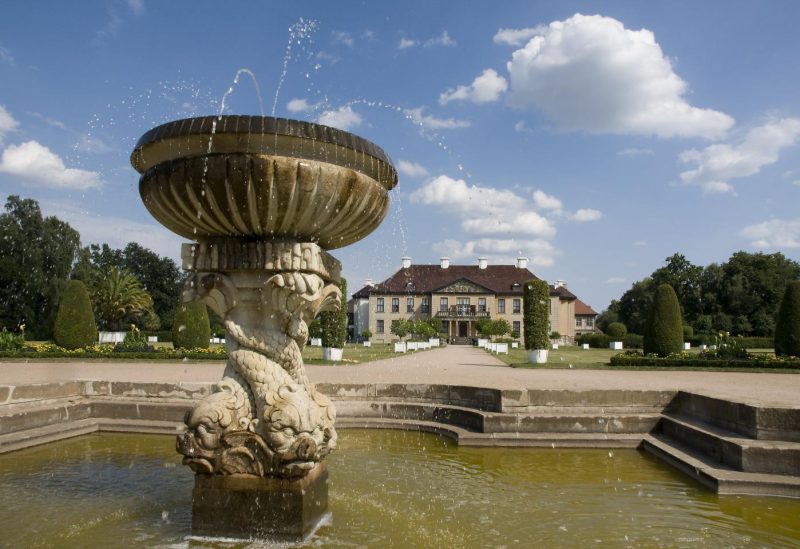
[272, 18, 319, 116]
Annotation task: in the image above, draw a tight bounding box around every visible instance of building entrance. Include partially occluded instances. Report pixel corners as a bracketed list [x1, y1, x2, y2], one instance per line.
[458, 321, 468, 338]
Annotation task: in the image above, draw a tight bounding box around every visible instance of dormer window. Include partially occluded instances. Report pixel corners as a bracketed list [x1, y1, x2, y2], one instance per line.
[511, 282, 521, 291]
[406, 282, 415, 290]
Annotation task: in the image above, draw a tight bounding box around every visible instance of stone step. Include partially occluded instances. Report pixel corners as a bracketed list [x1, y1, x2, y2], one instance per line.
[660, 413, 800, 475]
[0, 417, 99, 454]
[641, 434, 800, 498]
[0, 397, 91, 435]
[90, 398, 194, 423]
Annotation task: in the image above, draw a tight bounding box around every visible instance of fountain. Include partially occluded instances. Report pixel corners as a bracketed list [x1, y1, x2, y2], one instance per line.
[130, 115, 398, 540]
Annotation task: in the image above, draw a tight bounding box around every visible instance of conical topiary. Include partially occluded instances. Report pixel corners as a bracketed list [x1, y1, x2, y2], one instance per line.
[53, 280, 97, 350]
[643, 284, 683, 357]
[321, 277, 347, 348]
[523, 279, 550, 350]
[172, 301, 210, 350]
[775, 280, 800, 356]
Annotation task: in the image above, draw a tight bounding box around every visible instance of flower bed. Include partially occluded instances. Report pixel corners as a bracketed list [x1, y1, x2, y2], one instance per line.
[610, 350, 800, 369]
[0, 342, 226, 360]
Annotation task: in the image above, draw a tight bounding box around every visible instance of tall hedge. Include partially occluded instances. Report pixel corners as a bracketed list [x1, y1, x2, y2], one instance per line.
[775, 280, 800, 356]
[523, 279, 550, 350]
[53, 280, 97, 350]
[321, 277, 347, 349]
[172, 301, 210, 350]
[643, 284, 683, 357]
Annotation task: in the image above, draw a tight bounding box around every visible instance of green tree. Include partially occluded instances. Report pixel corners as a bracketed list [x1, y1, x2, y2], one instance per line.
[643, 284, 683, 357]
[321, 277, 347, 348]
[596, 300, 620, 333]
[775, 280, 800, 356]
[617, 279, 654, 335]
[606, 322, 627, 339]
[172, 301, 211, 349]
[92, 267, 153, 331]
[651, 253, 703, 324]
[0, 196, 81, 338]
[53, 280, 97, 350]
[390, 318, 412, 340]
[523, 279, 550, 350]
[493, 318, 511, 339]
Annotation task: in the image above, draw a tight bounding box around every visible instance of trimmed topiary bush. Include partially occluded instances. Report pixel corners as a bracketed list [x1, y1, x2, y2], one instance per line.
[53, 280, 97, 350]
[775, 280, 800, 356]
[683, 325, 694, 341]
[321, 277, 347, 348]
[523, 279, 550, 350]
[643, 284, 683, 357]
[606, 322, 627, 339]
[172, 301, 210, 350]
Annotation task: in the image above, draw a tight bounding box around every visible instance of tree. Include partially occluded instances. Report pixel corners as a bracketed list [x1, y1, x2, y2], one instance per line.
[390, 319, 412, 340]
[172, 301, 211, 349]
[617, 279, 654, 335]
[53, 280, 97, 350]
[775, 280, 800, 356]
[523, 279, 550, 350]
[0, 196, 81, 338]
[493, 318, 511, 340]
[651, 253, 703, 324]
[606, 322, 627, 339]
[92, 267, 153, 331]
[596, 300, 620, 333]
[308, 318, 323, 339]
[321, 277, 347, 348]
[643, 284, 683, 357]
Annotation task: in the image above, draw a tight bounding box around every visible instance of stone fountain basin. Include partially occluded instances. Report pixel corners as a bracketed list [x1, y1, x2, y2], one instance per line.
[131, 116, 398, 249]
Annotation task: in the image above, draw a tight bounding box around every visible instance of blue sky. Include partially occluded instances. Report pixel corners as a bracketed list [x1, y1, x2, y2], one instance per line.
[1, 1, 799, 312]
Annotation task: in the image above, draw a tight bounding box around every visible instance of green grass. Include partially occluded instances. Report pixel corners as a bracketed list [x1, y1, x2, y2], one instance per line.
[303, 343, 436, 365]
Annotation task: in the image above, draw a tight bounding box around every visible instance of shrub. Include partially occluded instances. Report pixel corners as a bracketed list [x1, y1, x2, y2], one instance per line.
[610, 354, 800, 369]
[308, 318, 323, 340]
[683, 325, 694, 341]
[321, 277, 347, 348]
[576, 332, 643, 349]
[523, 279, 550, 350]
[606, 322, 627, 339]
[361, 330, 373, 340]
[643, 284, 683, 357]
[0, 328, 25, 352]
[116, 324, 151, 352]
[172, 301, 210, 350]
[550, 331, 561, 340]
[775, 280, 800, 357]
[53, 280, 97, 350]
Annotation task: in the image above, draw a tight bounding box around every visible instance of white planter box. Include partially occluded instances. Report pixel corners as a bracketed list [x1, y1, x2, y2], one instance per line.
[511, 342, 519, 349]
[147, 336, 158, 343]
[362, 341, 371, 347]
[477, 338, 488, 348]
[322, 347, 343, 361]
[551, 343, 559, 350]
[98, 331, 126, 343]
[684, 342, 691, 350]
[496, 343, 508, 354]
[709, 345, 717, 351]
[429, 338, 440, 347]
[527, 349, 549, 364]
[310, 338, 322, 347]
[211, 337, 220, 344]
[489, 343, 497, 353]
[582, 343, 590, 350]
[700, 344, 707, 350]
[407, 342, 419, 351]
[420, 342, 430, 350]
[394, 342, 406, 353]
[610, 341, 623, 350]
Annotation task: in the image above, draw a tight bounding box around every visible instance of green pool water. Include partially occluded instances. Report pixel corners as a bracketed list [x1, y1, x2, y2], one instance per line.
[0, 430, 798, 548]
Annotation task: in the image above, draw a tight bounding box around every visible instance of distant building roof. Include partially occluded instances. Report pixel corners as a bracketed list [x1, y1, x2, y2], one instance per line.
[574, 299, 598, 316]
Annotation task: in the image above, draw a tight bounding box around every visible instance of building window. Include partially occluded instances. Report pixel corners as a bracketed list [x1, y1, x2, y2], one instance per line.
[391, 298, 399, 313]
[407, 297, 414, 313]
[576, 317, 583, 328]
[586, 318, 594, 328]
[457, 297, 470, 315]
[421, 297, 430, 313]
[376, 298, 384, 313]
[439, 297, 448, 311]
[498, 298, 505, 314]
[478, 298, 486, 312]
[440, 320, 449, 334]
[512, 299, 521, 314]
[513, 321, 520, 334]
[376, 320, 384, 333]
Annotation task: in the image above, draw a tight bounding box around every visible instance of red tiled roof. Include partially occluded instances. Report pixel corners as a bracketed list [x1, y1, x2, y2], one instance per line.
[574, 299, 598, 316]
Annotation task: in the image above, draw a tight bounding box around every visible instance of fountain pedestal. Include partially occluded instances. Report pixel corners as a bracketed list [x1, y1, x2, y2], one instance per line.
[192, 464, 328, 541]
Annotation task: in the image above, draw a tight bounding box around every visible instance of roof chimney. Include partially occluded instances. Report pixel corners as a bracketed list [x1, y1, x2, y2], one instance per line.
[364, 278, 374, 287]
[401, 256, 411, 269]
[440, 257, 450, 269]
[478, 257, 488, 270]
[516, 257, 529, 269]
[555, 279, 566, 288]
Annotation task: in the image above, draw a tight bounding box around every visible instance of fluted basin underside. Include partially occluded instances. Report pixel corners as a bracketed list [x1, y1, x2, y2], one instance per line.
[140, 154, 389, 249]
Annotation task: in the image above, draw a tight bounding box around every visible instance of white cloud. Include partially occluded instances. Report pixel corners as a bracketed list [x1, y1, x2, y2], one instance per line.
[605, 277, 626, 284]
[433, 237, 556, 267]
[0, 45, 14, 66]
[679, 118, 800, 194]
[0, 140, 102, 189]
[405, 107, 470, 130]
[514, 120, 529, 133]
[505, 14, 734, 139]
[126, 0, 145, 16]
[532, 189, 562, 211]
[396, 160, 429, 179]
[740, 218, 800, 249]
[570, 208, 603, 222]
[439, 69, 508, 105]
[618, 147, 653, 156]
[493, 27, 541, 46]
[398, 38, 416, 50]
[633, 240, 646, 247]
[424, 30, 456, 48]
[316, 106, 362, 131]
[75, 134, 116, 154]
[286, 98, 316, 113]
[0, 105, 20, 143]
[332, 31, 354, 48]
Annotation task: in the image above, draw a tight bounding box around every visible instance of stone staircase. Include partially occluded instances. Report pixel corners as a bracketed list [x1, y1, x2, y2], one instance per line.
[641, 392, 800, 497]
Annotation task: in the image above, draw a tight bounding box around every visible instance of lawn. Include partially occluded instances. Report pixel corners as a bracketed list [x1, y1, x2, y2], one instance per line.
[303, 343, 433, 364]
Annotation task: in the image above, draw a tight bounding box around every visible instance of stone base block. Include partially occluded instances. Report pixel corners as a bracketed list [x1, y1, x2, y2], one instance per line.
[191, 463, 328, 541]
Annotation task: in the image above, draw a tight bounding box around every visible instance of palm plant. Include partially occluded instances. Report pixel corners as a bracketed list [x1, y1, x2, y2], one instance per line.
[92, 266, 153, 330]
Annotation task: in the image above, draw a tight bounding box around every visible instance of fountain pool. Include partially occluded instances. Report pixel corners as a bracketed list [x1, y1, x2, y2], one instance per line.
[1, 430, 798, 547]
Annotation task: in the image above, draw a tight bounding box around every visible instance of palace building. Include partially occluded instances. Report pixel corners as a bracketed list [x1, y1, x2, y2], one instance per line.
[349, 257, 598, 344]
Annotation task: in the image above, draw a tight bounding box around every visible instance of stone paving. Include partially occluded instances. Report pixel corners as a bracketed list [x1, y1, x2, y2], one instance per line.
[1, 345, 799, 407]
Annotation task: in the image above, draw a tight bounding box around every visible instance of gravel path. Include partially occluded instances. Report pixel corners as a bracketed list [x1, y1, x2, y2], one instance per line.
[1, 346, 798, 407]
